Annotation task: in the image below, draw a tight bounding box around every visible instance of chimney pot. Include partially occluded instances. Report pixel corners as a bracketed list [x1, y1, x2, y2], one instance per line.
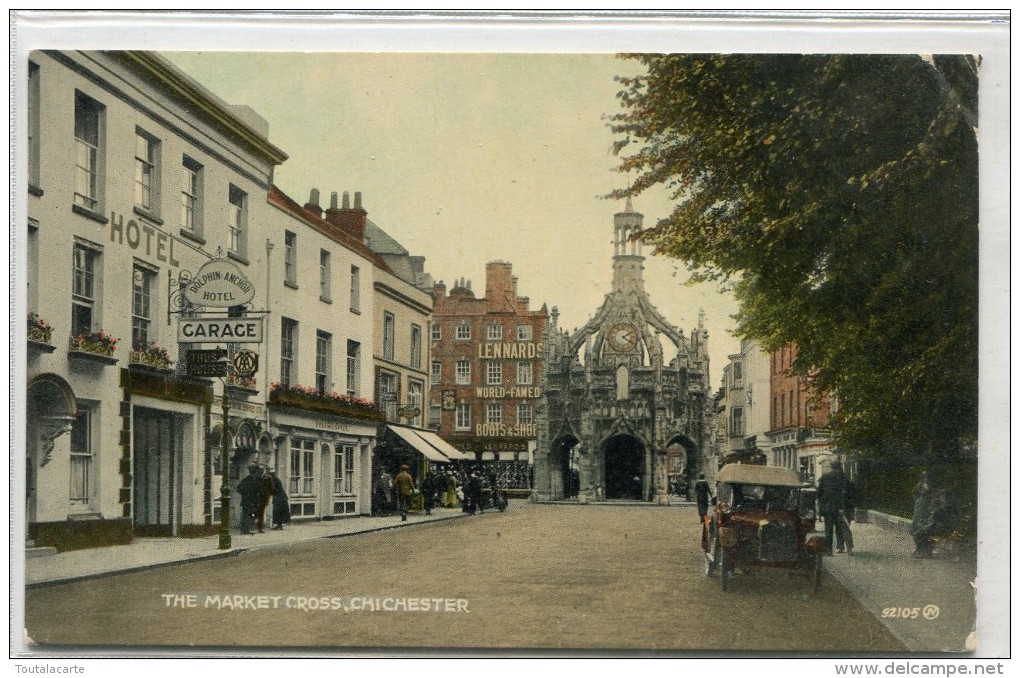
[354, 191, 362, 210]
[342, 191, 351, 209]
[309, 188, 320, 206]
[330, 192, 339, 210]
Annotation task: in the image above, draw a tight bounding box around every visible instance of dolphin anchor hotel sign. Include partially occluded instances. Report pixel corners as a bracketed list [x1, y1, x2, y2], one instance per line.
[177, 258, 263, 343]
[183, 259, 257, 307]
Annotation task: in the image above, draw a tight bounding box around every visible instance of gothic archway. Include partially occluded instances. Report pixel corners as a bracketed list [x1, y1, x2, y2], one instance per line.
[602, 433, 646, 500]
[549, 433, 580, 499]
[666, 434, 699, 499]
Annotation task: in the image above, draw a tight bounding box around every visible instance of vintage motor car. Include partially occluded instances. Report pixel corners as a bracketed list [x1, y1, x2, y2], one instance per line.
[701, 463, 827, 592]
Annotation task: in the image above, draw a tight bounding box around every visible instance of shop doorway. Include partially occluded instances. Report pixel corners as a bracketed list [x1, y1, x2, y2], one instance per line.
[603, 433, 645, 500]
[133, 407, 186, 536]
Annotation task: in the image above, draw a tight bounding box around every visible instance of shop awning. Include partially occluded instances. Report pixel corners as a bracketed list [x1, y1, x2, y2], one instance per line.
[415, 429, 474, 461]
[387, 425, 450, 463]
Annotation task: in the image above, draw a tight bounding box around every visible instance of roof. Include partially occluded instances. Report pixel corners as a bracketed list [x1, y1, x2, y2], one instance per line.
[364, 219, 408, 256]
[121, 52, 288, 165]
[716, 464, 803, 487]
[267, 186, 393, 274]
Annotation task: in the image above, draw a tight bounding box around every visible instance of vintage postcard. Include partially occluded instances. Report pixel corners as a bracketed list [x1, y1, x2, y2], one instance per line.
[10, 11, 1010, 667]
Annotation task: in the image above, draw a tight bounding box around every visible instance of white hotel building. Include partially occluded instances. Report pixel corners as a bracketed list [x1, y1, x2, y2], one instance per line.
[23, 51, 384, 551]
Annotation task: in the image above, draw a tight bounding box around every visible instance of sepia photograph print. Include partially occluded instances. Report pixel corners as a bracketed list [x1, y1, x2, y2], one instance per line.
[11, 11, 1010, 664]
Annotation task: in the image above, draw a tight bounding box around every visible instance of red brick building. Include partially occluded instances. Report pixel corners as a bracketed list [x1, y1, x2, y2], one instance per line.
[766, 343, 834, 483]
[430, 261, 548, 489]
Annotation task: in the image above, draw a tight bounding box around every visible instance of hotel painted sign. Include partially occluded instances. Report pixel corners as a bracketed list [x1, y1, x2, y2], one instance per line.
[184, 259, 256, 308]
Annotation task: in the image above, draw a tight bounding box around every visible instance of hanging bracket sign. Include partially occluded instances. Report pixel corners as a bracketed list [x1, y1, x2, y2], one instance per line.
[183, 258, 256, 308]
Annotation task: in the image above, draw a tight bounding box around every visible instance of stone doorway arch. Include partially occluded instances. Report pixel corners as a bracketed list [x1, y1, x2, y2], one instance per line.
[549, 433, 580, 500]
[602, 433, 646, 500]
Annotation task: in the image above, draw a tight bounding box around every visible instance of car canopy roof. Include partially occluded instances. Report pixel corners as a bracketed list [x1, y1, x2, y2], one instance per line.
[716, 464, 803, 487]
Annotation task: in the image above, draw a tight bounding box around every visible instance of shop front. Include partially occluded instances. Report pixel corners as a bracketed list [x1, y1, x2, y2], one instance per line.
[268, 404, 377, 519]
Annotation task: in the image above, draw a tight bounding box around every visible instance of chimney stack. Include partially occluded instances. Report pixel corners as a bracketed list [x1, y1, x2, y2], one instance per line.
[323, 189, 368, 242]
[303, 188, 322, 218]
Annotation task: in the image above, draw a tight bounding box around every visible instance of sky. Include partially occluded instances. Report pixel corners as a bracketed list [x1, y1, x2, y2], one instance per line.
[164, 51, 744, 387]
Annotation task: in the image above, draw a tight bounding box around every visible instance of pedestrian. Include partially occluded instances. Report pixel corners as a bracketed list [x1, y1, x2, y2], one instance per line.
[421, 470, 437, 516]
[816, 460, 853, 556]
[236, 464, 262, 535]
[255, 465, 274, 533]
[373, 469, 393, 516]
[268, 469, 290, 530]
[694, 473, 712, 521]
[445, 471, 459, 508]
[467, 471, 483, 514]
[910, 471, 935, 558]
[393, 464, 415, 522]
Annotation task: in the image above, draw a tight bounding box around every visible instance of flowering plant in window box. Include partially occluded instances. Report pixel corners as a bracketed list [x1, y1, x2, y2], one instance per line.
[28, 313, 53, 344]
[269, 383, 384, 421]
[129, 339, 173, 371]
[69, 330, 118, 357]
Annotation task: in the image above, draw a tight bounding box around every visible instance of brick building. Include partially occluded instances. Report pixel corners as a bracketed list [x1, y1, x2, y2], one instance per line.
[430, 262, 548, 489]
[766, 343, 834, 483]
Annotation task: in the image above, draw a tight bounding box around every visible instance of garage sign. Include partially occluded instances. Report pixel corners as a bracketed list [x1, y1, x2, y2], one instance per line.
[178, 317, 264, 343]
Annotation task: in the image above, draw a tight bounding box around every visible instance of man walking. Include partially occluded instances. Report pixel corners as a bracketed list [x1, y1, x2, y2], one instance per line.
[236, 464, 262, 535]
[393, 464, 415, 522]
[694, 473, 712, 521]
[817, 460, 854, 555]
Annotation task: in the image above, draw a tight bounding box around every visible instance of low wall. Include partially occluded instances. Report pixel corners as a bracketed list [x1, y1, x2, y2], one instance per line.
[31, 518, 133, 551]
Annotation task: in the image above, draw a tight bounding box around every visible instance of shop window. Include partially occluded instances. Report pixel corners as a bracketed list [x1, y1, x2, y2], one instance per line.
[289, 438, 315, 496]
[334, 444, 355, 495]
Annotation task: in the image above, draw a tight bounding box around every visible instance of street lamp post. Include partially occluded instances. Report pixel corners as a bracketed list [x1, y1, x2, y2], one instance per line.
[218, 389, 231, 550]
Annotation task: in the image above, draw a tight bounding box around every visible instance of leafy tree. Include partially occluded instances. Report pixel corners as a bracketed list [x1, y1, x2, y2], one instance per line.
[610, 54, 978, 460]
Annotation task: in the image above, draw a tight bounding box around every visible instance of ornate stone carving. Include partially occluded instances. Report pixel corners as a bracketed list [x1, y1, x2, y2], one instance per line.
[38, 415, 75, 466]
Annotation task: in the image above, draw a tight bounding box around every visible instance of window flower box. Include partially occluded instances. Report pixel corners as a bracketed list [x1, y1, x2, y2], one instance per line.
[269, 383, 384, 422]
[129, 339, 173, 372]
[28, 313, 53, 345]
[68, 331, 119, 365]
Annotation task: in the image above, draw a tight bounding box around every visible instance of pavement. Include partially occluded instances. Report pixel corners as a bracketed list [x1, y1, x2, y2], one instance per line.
[21, 502, 978, 654]
[23, 507, 471, 588]
[820, 511, 978, 654]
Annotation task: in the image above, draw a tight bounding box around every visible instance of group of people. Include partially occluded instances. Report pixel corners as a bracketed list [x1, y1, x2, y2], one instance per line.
[373, 465, 502, 520]
[236, 463, 291, 535]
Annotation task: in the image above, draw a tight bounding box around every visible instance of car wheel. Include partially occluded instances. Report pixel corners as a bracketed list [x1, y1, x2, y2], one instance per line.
[703, 549, 716, 577]
[720, 547, 731, 592]
[812, 552, 823, 593]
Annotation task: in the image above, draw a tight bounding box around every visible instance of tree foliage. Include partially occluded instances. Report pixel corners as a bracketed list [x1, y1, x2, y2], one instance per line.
[610, 54, 979, 460]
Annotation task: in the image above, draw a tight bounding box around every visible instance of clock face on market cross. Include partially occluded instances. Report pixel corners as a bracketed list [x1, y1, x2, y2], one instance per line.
[607, 322, 638, 352]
